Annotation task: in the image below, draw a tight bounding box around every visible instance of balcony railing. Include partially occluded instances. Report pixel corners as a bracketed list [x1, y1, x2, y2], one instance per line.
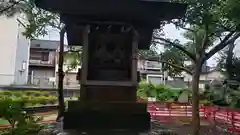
[138, 64, 161, 72]
[29, 59, 55, 66]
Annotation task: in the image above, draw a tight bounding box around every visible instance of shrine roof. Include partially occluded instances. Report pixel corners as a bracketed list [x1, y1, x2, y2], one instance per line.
[35, 0, 187, 27]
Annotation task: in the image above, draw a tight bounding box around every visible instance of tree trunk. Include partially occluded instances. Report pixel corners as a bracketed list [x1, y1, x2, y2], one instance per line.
[56, 27, 65, 121]
[192, 59, 201, 135]
[226, 42, 235, 79]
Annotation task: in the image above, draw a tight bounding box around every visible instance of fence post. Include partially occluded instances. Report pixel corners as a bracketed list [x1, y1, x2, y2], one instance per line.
[185, 104, 188, 117]
[203, 106, 206, 119]
[169, 103, 171, 116]
[213, 108, 216, 122]
[232, 110, 235, 134]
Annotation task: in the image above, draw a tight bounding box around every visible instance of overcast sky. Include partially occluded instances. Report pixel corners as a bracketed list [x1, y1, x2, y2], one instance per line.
[40, 24, 218, 67]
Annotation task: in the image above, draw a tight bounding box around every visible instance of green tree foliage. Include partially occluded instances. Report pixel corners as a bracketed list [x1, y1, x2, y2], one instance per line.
[138, 49, 158, 58]
[63, 47, 82, 72]
[0, 98, 43, 135]
[153, 0, 240, 134]
[0, 0, 60, 38]
[137, 81, 189, 102]
[217, 43, 240, 82]
[161, 40, 191, 77]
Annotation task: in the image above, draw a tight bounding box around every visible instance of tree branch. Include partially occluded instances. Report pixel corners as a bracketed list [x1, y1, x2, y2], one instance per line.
[201, 23, 209, 49]
[226, 42, 235, 79]
[204, 32, 240, 61]
[159, 60, 193, 75]
[170, 20, 195, 33]
[0, 0, 23, 13]
[16, 18, 26, 28]
[153, 37, 196, 61]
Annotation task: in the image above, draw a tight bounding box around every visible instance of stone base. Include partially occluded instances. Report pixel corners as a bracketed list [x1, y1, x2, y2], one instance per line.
[80, 85, 137, 102]
[67, 101, 147, 112]
[63, 111, 150, 132]
[63, 101, 150, 132]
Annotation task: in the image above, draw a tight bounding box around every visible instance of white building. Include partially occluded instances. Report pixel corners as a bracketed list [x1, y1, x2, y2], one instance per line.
[138, 57, 224, 88]
[0, 15, 30, 85]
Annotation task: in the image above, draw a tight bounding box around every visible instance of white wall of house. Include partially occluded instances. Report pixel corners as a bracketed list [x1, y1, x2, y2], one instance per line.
[0, 15, 30, 85]
[0, 15, 18, 85]
[177, 70, 224, 88]
[14, 23, 30, 85]
[29, 69, 55, 86]
[181, 70, 224, 82]
[146, 74, 163, 84]
[138, 59, 223, 88]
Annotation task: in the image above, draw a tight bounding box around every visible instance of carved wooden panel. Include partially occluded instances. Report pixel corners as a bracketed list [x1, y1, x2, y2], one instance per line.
[87, 31, 132, 81]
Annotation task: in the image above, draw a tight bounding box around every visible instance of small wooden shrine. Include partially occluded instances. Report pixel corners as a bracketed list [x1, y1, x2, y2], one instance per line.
[35, 0, 187, 134]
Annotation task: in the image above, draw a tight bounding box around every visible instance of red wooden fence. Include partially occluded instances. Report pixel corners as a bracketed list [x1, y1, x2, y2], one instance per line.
[146, 102, 240, 134]
[202, 106, 240, 134]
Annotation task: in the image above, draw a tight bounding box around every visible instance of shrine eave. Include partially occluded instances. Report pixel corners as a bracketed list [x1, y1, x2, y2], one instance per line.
[35, 0, 187, 26]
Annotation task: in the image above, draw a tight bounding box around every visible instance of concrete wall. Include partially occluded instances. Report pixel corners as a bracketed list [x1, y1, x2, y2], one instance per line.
[0, 15, 30, 85]
[0, 15, 19, 85]
[29, 68, 55, 87]
[145, 71, 223, 88]
[182, 71, 224, 82]
[14, 23, 30, 85]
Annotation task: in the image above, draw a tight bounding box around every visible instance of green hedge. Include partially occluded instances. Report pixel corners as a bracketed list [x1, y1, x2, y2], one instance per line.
[0, 91, 58, 107]
[137, 81, 191, 102]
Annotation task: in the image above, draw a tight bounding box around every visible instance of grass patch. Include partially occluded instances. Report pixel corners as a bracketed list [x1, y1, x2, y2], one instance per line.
[0, 119, 8, 125]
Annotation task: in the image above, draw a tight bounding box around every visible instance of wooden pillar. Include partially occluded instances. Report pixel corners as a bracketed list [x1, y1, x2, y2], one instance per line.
[80, 25, 90, 101]
[132, 30, 139, 85]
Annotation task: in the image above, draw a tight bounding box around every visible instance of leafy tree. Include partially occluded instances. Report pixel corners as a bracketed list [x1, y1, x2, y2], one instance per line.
[0, 98, 43, 135]
[137, 81, 186, 102]
[161, 42, 190, 77]
[0, 0, 61, 38]
[217, 42, 240, 82]
[153, 0, 240, 134]
[63, 46, 82, 72]
[138, 49, 158, 58]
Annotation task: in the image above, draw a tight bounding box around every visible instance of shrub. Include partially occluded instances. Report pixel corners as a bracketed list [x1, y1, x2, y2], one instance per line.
[24, 91, 45, 97]
[137, 81, 189, 102]
[3, 91, 12, 96]
[0, 99, 43, 135]
[36, 96, 48, 105]
[0, 91, 58, 107]
[47, 96, 58, 104]
[12, 91, 24, 97]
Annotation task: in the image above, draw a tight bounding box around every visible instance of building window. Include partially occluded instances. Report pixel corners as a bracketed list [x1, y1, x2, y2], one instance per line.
[146, 75, 163, 85]
[41, 52, 49, 61]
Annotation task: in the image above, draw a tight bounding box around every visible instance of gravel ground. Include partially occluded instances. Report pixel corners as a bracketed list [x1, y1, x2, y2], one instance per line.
[38, 118, 232, 135]
[150, 118, 232, 135]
